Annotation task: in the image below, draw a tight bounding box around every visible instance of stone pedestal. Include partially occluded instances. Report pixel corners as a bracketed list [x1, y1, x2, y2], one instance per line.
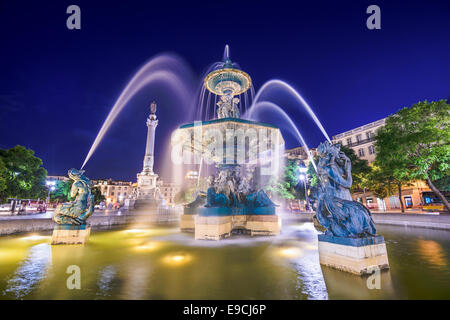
[318, 234, 389, 275]
[51, 224, 91, 245]
[180, 214, 197, 232]
[191, 214, 280, 240]
[195, 216, 232, 240]
[246, 215, 281, 236]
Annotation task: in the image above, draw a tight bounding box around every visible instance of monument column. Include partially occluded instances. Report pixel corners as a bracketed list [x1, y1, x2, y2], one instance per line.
[142, 101, 158, 174]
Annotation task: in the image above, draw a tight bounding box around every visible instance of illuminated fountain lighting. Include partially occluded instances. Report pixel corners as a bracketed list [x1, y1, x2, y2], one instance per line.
[21, 235, 50, 242]
[123, 228, 154, 236]
[197, 44, 255, 121]
[134, 241, 160, 252]
[278, 246, 303, 259]
[162, 252, 192, 266]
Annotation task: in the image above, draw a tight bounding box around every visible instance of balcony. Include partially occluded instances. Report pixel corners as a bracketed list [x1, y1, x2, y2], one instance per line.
[346, 137, 374, 148]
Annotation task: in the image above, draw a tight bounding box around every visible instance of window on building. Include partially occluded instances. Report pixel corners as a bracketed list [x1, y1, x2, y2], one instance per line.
[124, 192, 127, 196]
[356, 134, 362, 142]
[346, 138, 352, 145]
[358, 148, 365, 157]
[338, 140, 342, 146]
[366, 131, 372, 139]
[111, 192, 115, 195]
[118, 192, 121, 196]
[368, 145, 375, 154]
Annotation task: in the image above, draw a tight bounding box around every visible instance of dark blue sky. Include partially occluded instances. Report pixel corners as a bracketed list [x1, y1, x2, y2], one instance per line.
[1, 0, 449, 181]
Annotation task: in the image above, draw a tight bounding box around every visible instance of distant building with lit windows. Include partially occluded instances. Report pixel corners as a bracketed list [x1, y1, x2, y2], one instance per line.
[160, 182, 181, 206]
[332, 118, 385, 163]
[285, 146, 317, 167]
[93, 179, 135, 205]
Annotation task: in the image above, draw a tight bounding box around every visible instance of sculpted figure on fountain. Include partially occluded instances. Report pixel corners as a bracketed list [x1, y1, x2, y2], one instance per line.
[216, 95, 240, 118]
[313, 141, 377, 238]
[53, 168, 94, 225]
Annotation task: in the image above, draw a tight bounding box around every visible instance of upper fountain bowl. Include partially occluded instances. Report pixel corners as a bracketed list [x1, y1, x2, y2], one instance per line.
[204, 67, 252, 96]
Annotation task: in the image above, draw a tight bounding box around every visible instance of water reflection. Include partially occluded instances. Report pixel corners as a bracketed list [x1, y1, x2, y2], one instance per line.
[416, 239, 447, 268]
[96, 265, 116, 298]
[2, 243, 52, 299]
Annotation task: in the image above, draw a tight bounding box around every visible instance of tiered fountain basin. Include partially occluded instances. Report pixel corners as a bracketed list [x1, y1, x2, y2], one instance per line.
[177, 117, 284, 240]
[177, 117, 284, 160]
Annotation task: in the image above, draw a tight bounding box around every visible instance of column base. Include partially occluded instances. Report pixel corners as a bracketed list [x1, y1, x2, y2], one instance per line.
[51, 224, 91, 245]
[318, 234, 389, 275]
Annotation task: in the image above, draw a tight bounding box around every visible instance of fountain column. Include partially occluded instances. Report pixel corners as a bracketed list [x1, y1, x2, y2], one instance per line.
[142, 101, 158, 174]
[134, 101, 162, 206]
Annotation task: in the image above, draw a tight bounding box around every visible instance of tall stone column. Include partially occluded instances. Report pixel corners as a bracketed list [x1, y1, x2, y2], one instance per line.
[142, 101, 158, 174]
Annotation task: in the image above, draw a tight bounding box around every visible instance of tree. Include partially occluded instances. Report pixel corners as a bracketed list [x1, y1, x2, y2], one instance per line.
[50, 179, 74, 202]
[265, 159, 305, 201]
[0, 157, 7, 201]
[375, 100, 450, 212]
[91, 186, 106, 205]
[339, 145, 372, 194]
[433, 176, 450, 192]
[0, 145, 47, 201]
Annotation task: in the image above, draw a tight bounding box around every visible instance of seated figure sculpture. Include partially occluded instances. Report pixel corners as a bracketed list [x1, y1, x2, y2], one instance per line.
[313, 141, 376, 238]
[53, 168, 95, 225]
[205, 175, 231, 207]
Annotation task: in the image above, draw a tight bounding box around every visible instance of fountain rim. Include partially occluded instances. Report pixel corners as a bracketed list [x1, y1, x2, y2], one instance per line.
[204, 68, 252, 96]
[178, 117, 281, 130]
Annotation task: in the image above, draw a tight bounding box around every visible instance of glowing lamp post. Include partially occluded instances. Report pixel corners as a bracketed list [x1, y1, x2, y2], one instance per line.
[46, 180, 56, 204]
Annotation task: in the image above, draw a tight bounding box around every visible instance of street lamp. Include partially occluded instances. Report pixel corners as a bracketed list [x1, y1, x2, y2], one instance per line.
[46, 180, 56, 204]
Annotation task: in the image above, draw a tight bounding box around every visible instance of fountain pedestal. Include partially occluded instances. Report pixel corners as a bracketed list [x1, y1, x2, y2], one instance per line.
[51, 224, 91, 245]
[193, 214, 281, 240]
[317, 234, 389, 275]
[195, 216, 232, 240]
[246, 215, 281, 236]
[180, 213, 197, 232]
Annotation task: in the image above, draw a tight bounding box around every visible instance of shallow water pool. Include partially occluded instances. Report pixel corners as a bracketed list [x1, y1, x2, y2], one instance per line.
[0, 222, 449, 299]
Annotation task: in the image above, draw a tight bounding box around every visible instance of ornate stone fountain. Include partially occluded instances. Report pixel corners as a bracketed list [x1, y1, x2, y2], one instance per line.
[176, 50, 284, 240]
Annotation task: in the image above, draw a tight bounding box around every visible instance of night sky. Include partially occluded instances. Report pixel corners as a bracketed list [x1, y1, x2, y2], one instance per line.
[1, 0, 449, 181]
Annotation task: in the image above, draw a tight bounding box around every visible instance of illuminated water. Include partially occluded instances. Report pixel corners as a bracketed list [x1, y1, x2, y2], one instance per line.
[1, 222, 449, 300]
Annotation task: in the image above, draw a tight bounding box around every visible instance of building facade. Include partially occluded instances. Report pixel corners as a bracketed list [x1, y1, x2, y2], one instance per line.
[160, 182, 181, 206]
[93, 179, 135, 205]
[285, 146, 317, 167]
[332, 118, 385, 163]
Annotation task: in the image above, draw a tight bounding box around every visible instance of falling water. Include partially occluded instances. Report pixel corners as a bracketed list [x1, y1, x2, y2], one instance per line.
[223, 44, 230, 60]
[250, 79, 331, 143]
[81, 54, 196, 169]
[245, 101, 317, 172]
